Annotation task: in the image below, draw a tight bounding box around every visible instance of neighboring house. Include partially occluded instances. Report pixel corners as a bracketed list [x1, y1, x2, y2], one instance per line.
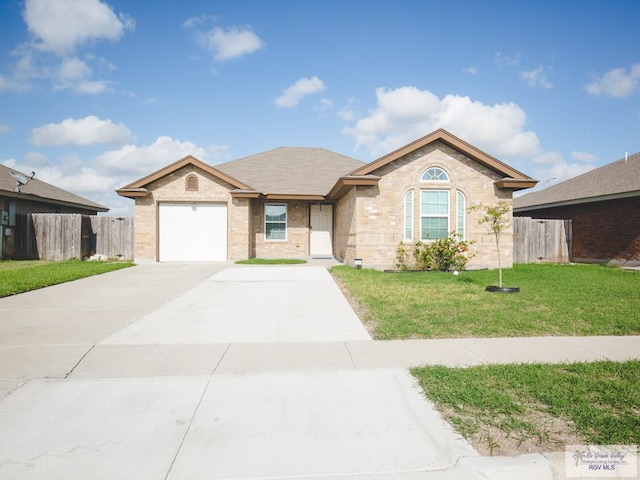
[514, 152, 640, 266]
[117, 129, 537, 269]
[0, 164, 109, 258]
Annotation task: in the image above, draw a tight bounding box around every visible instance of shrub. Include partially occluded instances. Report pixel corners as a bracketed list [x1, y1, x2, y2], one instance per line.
[395, 234, 473, 271]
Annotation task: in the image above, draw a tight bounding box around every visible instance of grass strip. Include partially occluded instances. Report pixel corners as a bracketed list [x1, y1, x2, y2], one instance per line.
[0, 260, 134, 297]
[411, 360, 640, 455]
[331, 263, 640, 338]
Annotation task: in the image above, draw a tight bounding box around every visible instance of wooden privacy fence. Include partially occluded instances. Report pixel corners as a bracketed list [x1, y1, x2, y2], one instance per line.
[14, 213, 133, 261]
[513, 217, 571, 264]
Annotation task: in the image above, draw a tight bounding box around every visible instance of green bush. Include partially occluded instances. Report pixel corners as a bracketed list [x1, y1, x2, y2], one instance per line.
[396, 234, 473, 271]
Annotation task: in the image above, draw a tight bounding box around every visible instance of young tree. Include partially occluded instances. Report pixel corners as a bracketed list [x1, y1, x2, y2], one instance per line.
[472, 201, 511, 288]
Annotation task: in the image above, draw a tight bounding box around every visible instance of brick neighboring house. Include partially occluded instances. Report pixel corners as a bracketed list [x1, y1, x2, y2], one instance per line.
[514, 152, 640, 266]
[0, 164, 108, 258]
[117, 129, 537, 269]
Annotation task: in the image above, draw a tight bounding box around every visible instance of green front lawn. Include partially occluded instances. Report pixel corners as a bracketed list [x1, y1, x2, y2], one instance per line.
[412, 360, 640, 455]
[0, 260, 134, 297]
[331, 263, 640, 338]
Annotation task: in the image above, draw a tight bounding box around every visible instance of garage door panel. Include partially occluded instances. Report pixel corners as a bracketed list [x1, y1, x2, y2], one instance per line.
[159, 203, 227, 261]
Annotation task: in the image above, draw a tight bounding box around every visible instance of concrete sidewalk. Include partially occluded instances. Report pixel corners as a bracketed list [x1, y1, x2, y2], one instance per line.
[0, 263, 638, 480]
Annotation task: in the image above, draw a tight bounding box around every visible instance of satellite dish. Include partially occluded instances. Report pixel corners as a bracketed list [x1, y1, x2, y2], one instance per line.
[10, 170, 35, 192]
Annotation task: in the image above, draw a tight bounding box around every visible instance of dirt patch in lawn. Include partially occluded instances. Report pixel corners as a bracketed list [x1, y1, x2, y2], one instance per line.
[439, 402, 586, 457]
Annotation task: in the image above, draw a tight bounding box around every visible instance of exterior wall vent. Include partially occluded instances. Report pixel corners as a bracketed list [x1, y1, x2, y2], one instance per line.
[186, 174, 199, 192]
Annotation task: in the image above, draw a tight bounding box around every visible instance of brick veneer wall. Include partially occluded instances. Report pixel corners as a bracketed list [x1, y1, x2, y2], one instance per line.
[340, 141, 514, 270]
[250, 199, 310, 258]
[334, 187, 357, 264]
[132, 165, 251, 262]
[515, 196, 640, 265]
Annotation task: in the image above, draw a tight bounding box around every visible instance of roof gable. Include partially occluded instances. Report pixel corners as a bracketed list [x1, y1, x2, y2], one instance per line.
[515, 152, 640, 211]
[116, 155, 252, 197]
[0, 164, 108, 212]
[350, 129, 535, 184]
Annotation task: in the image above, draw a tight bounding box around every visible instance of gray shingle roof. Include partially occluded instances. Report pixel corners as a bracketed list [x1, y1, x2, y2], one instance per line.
[514, 152, 640, 210]
[0, 164, 108, 212]
[216, 147, 366, 196]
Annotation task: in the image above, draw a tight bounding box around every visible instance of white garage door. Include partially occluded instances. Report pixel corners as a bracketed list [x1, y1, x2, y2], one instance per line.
[159, 203, 227, 261]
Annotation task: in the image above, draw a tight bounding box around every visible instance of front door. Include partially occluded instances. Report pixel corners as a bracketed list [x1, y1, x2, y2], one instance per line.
[310, 204, 333, 258]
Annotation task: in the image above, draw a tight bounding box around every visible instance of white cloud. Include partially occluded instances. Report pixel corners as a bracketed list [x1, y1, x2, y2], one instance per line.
[531, 152, 564, 165]
[585, 63, 640, 98]
[520, 66, 553, 89]
[530, 162, 595, 189]
[571, 151, 598, 163]
[23, 151, 50, 166]
[58, 57, 92, 81]
[343, 86, 541, 159]
[31, 115, 134, 146]
[0, 124, 10, 134]
[338, 98, 359, 121]
[74, 79, 112, 94]
[197, 26, 263, 61]
[275, 76, 326, 108]
[182, 15, 217, 29]
[314, 98, 334, 117]
[494, 52, 521, 68]
[23, 0, 135, 55]
[95, 136, 232, 177]
[0, 0, 133, 93]
[3, 136, 231, 215]
[0, 75, 9, 93]
[49, 57, 114, 94]
[463, 67, 478, 75]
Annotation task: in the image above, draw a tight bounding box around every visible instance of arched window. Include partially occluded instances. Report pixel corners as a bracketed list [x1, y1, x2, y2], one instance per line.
[456, 191, 466, 238]
[421, 167, 449, 182]
[404, 191, 413, 241]
[185, 174, 198, 192]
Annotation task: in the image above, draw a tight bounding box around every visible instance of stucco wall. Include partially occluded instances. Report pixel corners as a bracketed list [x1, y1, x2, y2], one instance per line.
[133, 165, 250, 262]
[348, 141, 514, 270]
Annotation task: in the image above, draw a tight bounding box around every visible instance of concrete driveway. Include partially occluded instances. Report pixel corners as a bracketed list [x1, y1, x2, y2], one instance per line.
[0, 263, 551, 480]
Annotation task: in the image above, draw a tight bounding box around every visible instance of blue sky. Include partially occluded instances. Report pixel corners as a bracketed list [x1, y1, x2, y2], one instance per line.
[1, 0, 639, 215]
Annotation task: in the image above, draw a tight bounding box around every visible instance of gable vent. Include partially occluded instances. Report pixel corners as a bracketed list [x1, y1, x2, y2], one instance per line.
[186, 174, 199, 192]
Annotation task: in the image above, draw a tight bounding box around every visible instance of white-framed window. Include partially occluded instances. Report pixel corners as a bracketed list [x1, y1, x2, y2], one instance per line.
[421, 167, 449, 182]
[456, 191, 466, 238]
[404, 190, 413, 241]
[420, 190, 449, 240]
[265, 204, 287, 240]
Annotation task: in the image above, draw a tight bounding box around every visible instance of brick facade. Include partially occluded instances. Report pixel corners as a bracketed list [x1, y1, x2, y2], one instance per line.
[334, 141, 514, 270]
[250, 200, 315, 258]
[133, 165, 251, 262]
[515, 196, 640, 265]
[127, 137, 526, 268]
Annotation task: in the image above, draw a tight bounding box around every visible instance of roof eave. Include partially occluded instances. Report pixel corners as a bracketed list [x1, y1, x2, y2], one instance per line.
[327, 175, 381, 199]
[350, 129, 533, 180]
[1, 190, 109, 212]
[116, 188, 151, 198]
[263, 193, 327, 201]
[120, 155, 253, 191]
[230, 189, 261, 199]
[494, 178, 539, 191]
[514, 189, 640, 212]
